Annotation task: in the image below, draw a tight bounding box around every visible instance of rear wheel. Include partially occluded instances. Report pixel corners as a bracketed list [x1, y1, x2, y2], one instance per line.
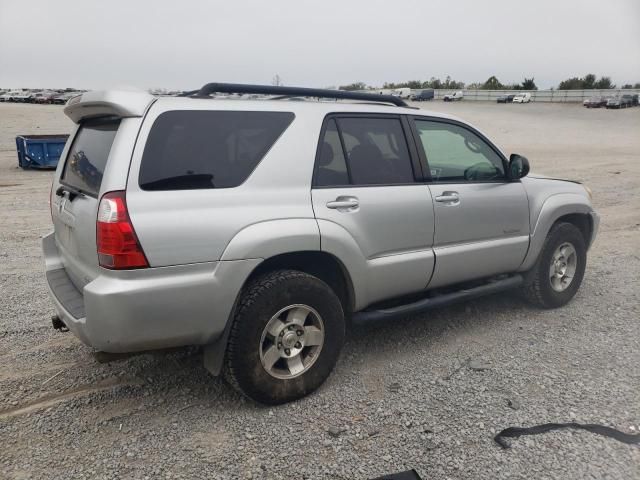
[224, 270, 345, 404]
[523, 222, 587, 308]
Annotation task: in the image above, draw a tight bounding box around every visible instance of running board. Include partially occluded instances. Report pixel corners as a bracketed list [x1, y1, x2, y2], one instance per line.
[352, 274, 523, 324]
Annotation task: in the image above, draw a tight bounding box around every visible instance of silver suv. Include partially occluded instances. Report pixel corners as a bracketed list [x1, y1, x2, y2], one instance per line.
[44, 83, 599, 404]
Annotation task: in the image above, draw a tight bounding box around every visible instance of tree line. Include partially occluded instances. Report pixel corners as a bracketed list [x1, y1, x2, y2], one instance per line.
[339, 74, 640, 91]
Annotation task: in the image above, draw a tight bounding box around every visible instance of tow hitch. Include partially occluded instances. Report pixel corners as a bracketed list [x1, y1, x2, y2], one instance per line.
[51, 315, 69, 332]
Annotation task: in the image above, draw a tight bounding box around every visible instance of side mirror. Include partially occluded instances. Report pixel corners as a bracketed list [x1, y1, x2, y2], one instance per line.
[508, 154, 530, 180]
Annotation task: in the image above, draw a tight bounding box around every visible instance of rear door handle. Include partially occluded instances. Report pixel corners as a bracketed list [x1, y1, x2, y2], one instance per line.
[435, 191, 460, 204]
[326, 197, 359, 210]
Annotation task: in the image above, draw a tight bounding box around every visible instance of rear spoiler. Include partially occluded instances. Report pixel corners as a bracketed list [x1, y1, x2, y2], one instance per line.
[64, 90, 155, 124]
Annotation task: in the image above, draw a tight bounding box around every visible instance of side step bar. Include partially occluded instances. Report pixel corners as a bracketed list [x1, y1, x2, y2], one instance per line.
[352, 274, 523, 324]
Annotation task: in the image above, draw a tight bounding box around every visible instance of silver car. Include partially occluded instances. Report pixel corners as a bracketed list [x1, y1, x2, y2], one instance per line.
[44, 84, 599, 404]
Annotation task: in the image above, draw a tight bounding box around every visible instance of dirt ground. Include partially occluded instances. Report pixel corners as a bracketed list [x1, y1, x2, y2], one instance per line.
[0, 101, 639, 479]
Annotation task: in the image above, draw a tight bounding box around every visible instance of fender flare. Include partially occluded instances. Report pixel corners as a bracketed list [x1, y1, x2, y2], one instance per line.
[220, 218, 320, 261]
[519, 193, 593, 271]
[205, 218, 321, 376]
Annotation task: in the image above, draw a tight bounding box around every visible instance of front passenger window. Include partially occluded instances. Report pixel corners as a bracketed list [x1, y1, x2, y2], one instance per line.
[414, 120, 505, 182]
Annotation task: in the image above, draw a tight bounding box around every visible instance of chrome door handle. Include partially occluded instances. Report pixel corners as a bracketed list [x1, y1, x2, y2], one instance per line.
[434, 191, 460, 203]
[326, 197, 359, 210]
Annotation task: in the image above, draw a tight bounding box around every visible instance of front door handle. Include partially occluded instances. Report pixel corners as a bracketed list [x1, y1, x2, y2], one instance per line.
[326, 196, 359, 210]
[435, 191, 460, 204]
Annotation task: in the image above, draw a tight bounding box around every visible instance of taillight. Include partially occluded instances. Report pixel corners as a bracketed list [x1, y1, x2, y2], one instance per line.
[96, 191, 148, 269]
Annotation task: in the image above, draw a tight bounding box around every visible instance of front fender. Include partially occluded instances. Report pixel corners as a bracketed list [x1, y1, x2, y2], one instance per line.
[518, 193, 593, 271]
[220, 218, 320, 261]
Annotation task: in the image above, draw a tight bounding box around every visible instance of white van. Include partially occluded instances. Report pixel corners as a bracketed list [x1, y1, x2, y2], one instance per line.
[513, 92, 532, 103]
[392, 87, 412, 99]
[443, 91, 464, 102]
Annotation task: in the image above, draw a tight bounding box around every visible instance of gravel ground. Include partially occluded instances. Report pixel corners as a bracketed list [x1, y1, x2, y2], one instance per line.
[0, 101, 639, 480]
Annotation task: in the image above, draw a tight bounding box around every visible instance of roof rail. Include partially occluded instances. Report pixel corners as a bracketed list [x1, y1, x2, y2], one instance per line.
[181, 83, 409, 107]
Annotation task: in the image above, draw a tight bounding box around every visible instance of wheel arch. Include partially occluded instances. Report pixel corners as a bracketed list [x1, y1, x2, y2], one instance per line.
[244, 251, 355, 314]
[519, 193, 594, 272]
[203, 250, 355, 376]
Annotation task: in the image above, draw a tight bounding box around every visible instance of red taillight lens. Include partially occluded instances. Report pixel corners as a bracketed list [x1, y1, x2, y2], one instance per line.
[96, 191, 148, 269]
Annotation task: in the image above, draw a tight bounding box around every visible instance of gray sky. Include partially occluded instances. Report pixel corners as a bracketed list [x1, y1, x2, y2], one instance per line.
[1, 0, 639, 90]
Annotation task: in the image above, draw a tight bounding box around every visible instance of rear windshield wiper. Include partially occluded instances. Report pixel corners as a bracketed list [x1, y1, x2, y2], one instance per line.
[55, 185, 86, 201]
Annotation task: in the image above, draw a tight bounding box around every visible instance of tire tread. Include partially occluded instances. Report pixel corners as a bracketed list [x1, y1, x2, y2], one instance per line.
[523, 222, 586, 308]
[223, 269, 318, 398]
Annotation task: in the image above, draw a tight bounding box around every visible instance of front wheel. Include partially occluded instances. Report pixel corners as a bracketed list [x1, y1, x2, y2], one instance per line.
[523, 222, 587, 308]
[224, 270, 345, 404]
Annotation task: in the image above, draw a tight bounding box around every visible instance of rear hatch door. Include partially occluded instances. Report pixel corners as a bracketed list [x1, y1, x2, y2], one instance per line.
[52, 118, 121, 289]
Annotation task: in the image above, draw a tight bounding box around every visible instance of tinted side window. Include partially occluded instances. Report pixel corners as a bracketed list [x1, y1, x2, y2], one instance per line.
[337, 117, 414, 185]
[140, 111, 294, 190]
[414, 120, 505, 182]
[315, 119, 350, 186]
[61, 118, 120, 196]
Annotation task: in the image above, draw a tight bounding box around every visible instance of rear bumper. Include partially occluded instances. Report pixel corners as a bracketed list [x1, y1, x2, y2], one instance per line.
[42, 232, 261, 353]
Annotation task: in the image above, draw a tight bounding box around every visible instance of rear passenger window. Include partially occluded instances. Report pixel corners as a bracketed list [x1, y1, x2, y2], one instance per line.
[314, 117, 415, 187]
[315, 120, 349, 186]
[139, 111, 294, 190]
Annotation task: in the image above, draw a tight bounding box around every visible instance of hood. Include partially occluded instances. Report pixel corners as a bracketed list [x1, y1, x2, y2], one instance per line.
[527, 173, 582, 184]
[521, 174, 591, 202]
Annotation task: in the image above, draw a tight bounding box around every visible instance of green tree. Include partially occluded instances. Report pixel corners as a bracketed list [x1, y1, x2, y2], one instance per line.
[521, 77, 538, 90]
[442, 75, 465, 89]
[558, 77, 583, 89]
[382, 80, 422, 89]
[404, 80, 423, 89]
[593, 76, 615, 89]
[482, 76, 504, 90]
[558, 74, 615, 90]
[582, 74, 596, 89]
[426, 77, 443, 89]
[339, 82, 367, 91]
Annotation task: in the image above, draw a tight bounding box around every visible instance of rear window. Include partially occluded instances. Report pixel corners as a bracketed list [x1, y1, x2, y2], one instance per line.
[61, 118, 120, 196]
[139, 110, 295, 190]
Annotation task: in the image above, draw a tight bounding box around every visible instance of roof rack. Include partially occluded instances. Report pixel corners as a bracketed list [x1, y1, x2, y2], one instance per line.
[180, 83, 409, 107]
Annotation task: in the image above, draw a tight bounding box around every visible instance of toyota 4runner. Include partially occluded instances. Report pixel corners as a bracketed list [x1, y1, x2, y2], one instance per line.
[44, 83, 599, 404]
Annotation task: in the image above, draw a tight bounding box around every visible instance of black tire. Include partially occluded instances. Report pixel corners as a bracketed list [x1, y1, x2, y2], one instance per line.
[223, 269, 345, 404]
[523, 222, 587, 309]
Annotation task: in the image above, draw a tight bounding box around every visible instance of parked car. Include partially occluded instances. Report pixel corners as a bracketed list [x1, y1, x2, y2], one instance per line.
[0, 90, 28, 102]
[496, 94, 516, 104]
[14, 90, 34, 102]
[583, 96, 607, 108]
[52, 91, 81, 105]
[512, 93, 531, 103]
[606, 95, 633, 109]
[412, 89, 435, 101]
[33, 91, 60, 104]
[443, 91, 463, 101]
[631, 94, 639, 106]
[44, 84, 598, 405]
[0, 90, 15, 102]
